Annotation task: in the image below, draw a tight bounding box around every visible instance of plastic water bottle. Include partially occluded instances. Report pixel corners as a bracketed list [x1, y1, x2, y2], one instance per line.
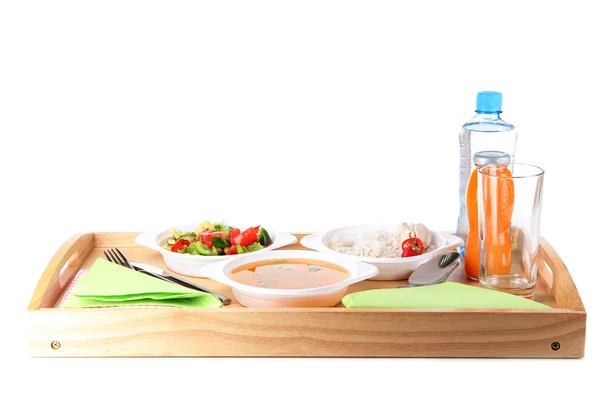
[456, 91, 517, 254]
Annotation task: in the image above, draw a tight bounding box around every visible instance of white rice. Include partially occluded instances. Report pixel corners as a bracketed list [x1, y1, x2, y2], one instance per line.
[328, 230, 433, 259]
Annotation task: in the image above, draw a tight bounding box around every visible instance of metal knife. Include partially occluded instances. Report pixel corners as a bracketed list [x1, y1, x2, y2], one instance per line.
[131, 262, 231, 305]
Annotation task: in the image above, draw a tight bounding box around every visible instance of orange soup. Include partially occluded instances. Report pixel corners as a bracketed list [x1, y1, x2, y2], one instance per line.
[228, 258, 349, 289]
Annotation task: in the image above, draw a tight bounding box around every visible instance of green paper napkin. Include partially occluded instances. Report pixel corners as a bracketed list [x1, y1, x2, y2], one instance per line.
[342, 282, 551, 309]
[63, 258, 222, 308]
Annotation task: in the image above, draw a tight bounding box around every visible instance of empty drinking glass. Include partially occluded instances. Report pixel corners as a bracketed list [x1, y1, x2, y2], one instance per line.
[478, 163, 544, 298]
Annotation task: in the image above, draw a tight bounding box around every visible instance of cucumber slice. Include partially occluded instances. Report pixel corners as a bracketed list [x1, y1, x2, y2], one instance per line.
[247, 242, 264, 252]
[186, 243, 200, 255]
[196, 242, 219, 256]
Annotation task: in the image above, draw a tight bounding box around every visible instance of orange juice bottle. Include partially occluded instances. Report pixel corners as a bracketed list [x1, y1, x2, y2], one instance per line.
[464, 151, 512, 280]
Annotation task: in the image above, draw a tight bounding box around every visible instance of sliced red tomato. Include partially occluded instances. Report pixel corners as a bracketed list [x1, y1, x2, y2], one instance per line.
[226, 246, 238, 255]
[240, 227, 258, 246]
[198, 231, 226, 249]
[253, 225, 261, 235]
[201, 236, 213, 248]
[198, 233, 213, 248]
[229, 228, 242, 245]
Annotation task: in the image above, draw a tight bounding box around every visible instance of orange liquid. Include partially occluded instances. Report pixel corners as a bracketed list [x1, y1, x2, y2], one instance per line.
[465, 164, 515, 279]
[229, 258, 349, 289]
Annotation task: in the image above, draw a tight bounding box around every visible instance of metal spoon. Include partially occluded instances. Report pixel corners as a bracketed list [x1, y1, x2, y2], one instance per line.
[396, 252, 461, 288]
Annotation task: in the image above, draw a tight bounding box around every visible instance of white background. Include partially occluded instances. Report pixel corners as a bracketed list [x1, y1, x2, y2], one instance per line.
[1, 1, 598, 399]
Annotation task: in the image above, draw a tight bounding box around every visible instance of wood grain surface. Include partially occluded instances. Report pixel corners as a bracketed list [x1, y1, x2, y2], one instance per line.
[27, 232, 587, 358]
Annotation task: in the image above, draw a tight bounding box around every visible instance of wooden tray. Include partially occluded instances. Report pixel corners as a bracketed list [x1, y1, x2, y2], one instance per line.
[27, 233, 587, 358]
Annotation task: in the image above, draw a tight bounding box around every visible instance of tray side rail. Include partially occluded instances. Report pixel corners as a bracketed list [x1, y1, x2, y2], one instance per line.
[539, 237, 585, 311]
[27, 306, 586, 358]
[27, 233, 95, 310]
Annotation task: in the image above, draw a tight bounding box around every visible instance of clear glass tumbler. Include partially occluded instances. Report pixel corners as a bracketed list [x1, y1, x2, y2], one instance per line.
[478, 163, 544, 298]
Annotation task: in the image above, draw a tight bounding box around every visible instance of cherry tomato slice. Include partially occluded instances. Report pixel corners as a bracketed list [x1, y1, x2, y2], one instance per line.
[401, 238, 424, 255]
[401, 246, 418, 258]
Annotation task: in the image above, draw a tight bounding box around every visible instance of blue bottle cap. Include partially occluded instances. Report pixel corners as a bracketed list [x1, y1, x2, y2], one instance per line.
[476, 91, 503, 113]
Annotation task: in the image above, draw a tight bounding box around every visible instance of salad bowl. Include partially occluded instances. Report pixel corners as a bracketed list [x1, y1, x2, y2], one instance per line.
[300, 224, 464, 281]
[135, 222, 297, 278]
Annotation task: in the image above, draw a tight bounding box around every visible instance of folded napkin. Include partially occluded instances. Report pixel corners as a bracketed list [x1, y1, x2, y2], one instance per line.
[342, 282, 550, 309]
[63, 258, 222, 308]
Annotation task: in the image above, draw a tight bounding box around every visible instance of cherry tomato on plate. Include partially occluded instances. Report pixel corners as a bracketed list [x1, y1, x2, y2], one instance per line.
[401, 238, 424, 257]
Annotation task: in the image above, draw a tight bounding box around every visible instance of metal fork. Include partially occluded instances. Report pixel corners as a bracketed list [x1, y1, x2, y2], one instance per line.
[104, 248, 231, 305]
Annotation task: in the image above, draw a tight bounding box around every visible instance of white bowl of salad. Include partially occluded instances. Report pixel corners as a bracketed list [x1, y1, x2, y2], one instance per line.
[135, 220, 298, 278]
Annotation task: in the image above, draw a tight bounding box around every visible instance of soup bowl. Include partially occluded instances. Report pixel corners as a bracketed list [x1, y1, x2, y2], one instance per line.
[300, 224, 464, 280]
[202, 250, 379, 308]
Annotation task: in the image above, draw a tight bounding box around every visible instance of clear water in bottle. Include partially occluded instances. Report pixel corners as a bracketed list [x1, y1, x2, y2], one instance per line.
[456, 91, 517, 254]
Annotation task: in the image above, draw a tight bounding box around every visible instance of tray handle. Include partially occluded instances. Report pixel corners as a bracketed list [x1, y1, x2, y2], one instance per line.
[28, 233, 95, 310]
[200, 260, 229, 281]
[538, 237, 585, 311]
[352, 261, 380, 282]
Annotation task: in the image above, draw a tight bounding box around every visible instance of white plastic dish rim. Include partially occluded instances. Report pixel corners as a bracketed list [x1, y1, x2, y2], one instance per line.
[300, 223, 464, 263]
[201, 250, 379, 298]
[134, 222, 298, 261]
